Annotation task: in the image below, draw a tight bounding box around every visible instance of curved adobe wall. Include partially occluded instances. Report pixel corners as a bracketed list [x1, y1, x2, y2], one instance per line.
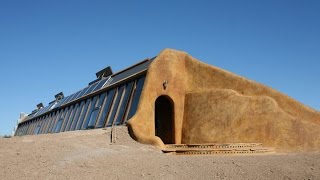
[127, 49, 187, 147]
[127, 49, 320, 151]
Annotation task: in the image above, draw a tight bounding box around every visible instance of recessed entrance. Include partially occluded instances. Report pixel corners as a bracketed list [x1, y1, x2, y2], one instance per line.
[155, 95, 174, 144]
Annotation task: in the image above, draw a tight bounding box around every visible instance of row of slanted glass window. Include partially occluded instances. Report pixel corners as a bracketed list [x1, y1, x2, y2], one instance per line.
[15, 76, 145, 136]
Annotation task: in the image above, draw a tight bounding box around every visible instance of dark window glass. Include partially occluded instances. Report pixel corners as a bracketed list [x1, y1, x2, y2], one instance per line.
[18, 126, 22, 136]
[27, 122, 33, 135]
[29, 121, 36, 135]
[19, 126, 24, 136]
[87, 107, 101, 129]
[18, 126, 23, 136]
[25, 124, 30, 135]
[54, 118, 64, 133]
[29, 121, 35, 135]
[21, 126, 26, 136]
[39, 115, 48, 134]
[52, 109, 65, 133]
[20, 126, 24, 136]
[47, 112, 57, 133]
[25, 123, 30, 135]
[19, 125, 24, 136]
[44, 112, 55, 134]
[19, 126, 24, 135]
[23, 124, 28, 135]
[114, 82, 134, 125]
[30, 121, 36, 135]
[25, 124, 29, 135]
[95, 89, 116, 128]
[47, 111, 60, 133]
[70, 101, 85, 131]
[21, 126, 25, 135]
[18, 127, 22, 136]
[96, 92, 107, 108]
[19, 125, 23, 136]
[81, 96, 98, 129]
[34, 125, 41, 135]
[46, 112, 58, 133]
[127, 76, 145, 120]
[37, 117, 45, 134]
[21, 125, 26, 136]
[31, 119, 39, 135]
[63, 105, 76, 131]
[20, 126, 25, 135]
[75, 99, 91, 130]
[48, 110, 62, 133]
[35, 120, 42, 134]
[87, 92, 107, 128]
[61, 106, 73, 132]
[19, 126, 23, 136]
[26, 121, 33, 135]
[106, 85, 125, 127]
[65, 104, 79, 131]
[32, 120, 39, 135]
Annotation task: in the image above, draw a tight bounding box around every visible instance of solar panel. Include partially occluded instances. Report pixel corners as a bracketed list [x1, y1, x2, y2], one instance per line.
[81, 82, 99, 97]
[22, 58, 153, 124]
[92, 77, 109, 92]
[105, 59, 151, 88]
[75, 86, 90, 99]
[64, 90, 82, 104]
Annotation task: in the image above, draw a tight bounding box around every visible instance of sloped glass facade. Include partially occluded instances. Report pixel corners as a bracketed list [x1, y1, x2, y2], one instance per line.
[15, 59, 152, 136]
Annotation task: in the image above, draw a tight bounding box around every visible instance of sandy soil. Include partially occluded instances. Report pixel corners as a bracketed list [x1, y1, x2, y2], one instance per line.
[0, 127, 319, 180]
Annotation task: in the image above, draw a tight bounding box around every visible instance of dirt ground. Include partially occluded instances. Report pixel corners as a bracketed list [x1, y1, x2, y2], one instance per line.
[0, 127, 319, 180]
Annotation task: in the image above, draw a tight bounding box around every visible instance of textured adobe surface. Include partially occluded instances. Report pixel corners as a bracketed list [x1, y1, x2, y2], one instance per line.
[127, 49, 320, 152]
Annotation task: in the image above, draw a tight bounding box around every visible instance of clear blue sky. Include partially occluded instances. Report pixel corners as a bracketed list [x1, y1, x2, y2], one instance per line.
[0, 0, 319, 135]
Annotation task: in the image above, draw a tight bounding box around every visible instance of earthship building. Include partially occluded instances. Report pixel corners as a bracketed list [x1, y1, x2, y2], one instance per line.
[15, 49, 320, 153]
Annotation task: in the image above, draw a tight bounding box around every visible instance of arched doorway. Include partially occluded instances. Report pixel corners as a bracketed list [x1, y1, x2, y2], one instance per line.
[155, 95, 174, 144]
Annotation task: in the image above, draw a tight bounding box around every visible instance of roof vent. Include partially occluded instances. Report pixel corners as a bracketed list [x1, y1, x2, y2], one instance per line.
[49, 100, 56, 105]
[37, 103, 44, 109]
[55, 92, 64, 101]
[96, 66, 113, 79]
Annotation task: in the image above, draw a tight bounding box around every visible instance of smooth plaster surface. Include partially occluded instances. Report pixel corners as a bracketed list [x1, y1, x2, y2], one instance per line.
[127, 49, 320, 152]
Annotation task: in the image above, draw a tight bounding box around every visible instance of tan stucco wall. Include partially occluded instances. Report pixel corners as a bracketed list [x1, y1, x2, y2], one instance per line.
[127, 49, 320, 152]
[127, 49, 188, 147]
